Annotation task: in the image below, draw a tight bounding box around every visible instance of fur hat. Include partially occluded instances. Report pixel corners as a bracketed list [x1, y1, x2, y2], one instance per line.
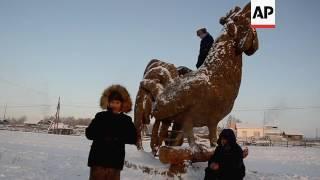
[217, 129, 237, 146]
[100, 84, 132, 113]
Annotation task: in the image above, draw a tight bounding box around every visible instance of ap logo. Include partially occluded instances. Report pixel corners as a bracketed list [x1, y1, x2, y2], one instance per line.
[251, 0, 276, 28]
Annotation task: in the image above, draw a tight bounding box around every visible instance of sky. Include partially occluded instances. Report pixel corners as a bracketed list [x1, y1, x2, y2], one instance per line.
[0, 0, 319, 137]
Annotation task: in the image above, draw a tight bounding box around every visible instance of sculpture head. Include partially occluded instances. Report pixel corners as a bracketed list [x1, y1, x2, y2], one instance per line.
[219, 2, 259, 56]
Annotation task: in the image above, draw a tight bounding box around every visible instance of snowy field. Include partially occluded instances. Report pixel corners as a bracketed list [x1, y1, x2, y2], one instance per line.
[0, 130, 320, 180]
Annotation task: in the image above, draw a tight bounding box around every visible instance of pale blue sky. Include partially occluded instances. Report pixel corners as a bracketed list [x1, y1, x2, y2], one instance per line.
[0, 0, 319, 137]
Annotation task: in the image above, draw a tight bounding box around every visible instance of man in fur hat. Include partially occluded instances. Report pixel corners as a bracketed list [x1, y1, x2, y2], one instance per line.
[86, 84, 137, 180]
[196, 27, 214, 69]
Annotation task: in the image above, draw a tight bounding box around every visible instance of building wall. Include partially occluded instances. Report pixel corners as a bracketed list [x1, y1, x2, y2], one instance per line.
[237, 128, 264, 139]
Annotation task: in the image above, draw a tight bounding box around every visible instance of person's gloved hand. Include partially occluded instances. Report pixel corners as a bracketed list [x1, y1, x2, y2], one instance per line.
[243, 147, 249, 159]
[210, 162, 219, 170]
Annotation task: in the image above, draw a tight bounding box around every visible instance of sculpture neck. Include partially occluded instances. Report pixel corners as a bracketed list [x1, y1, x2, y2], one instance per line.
[201, 34, 242, 79]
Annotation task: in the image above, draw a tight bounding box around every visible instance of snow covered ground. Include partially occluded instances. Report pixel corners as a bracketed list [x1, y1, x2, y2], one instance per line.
[0, 130, 320, 180]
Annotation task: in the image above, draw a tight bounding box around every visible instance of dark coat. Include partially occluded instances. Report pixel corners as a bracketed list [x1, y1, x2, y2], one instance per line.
[86, 110, 137, 170]
[197, 33, 214, 68]
[205, 129, 245, 180]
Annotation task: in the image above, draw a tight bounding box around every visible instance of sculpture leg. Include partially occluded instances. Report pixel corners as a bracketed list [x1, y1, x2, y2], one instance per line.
[136, 124, 148, 150]
[158, 121, 170, 147]
[208, 121, 218, 147]
[134, 88, 152, 150]
[134, 108, 143, 150]
[183, 119, 196, 147]
[151, 119, 161, 155]
[169, 123, 184, 146]
[136, 135, 143, 150]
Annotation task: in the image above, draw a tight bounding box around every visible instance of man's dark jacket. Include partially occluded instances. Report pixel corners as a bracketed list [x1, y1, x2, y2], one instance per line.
[197, 33, 214, 68]
[204, 129, 245, 180]
[86, 110, 137, 170]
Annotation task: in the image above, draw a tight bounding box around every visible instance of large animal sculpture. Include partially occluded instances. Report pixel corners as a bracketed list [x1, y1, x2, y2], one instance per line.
[134, 2, 259, 154]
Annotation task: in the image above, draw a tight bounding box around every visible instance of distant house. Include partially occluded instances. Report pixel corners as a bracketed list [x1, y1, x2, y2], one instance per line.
[0, 120, 8, 130]
[74, 125, 87, 129]
[36, 120, 52, 131]
[263, 125, 283, 140]
[37, 119, 52, 125]
[282, 131, 304, 141]
[24, 122, 39, 132]
[24, 122, 38, 128]
[0, 120, 9, 125]
[230, 122, 284, 141]
[73, 125, 88, 135]
[227, 120, 304, 142]
[48, 123, 73, 135]
[235, 123, 264, 140]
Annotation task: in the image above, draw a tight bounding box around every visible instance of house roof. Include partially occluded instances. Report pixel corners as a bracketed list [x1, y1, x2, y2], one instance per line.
[236, 122, 263, 129]
[56, 123, 70, 129]
[284, 131, 304, 136]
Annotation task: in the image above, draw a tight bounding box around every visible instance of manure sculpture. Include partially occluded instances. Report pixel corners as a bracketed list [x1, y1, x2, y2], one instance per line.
[134, 2, 259, 163]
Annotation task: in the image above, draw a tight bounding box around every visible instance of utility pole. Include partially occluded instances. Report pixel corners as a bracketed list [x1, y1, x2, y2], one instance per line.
[55, 97, 60, 132]
[48, 97, 61, 134]
[3, 104, 7, 120]
[316, 128, 318, 140]
[263, 111, 266, 137]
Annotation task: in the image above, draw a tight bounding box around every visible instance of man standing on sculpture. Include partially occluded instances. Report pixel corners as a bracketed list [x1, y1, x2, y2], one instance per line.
[196, 28, 214, 68]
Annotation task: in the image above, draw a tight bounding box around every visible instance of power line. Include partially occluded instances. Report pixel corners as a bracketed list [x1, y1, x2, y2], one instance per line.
[232, 106, 320, 112]
[0, 77, 48, 96]
[2, 104, 98, 109]
[0, 77, 58, 103]
[63, 105, 99, 109]
[0, 77, 100, 109]
[3, 104, 7, 120]
[4, 105, 53, 108]
[1, 103, 320, 111]
[1, 77, 319, 111]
